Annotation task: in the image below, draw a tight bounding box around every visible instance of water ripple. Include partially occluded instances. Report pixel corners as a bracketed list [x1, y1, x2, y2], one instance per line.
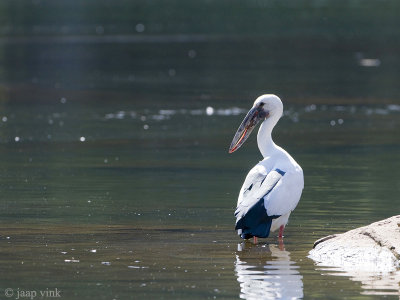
[102, 104, 400, 123]
[235, 243, 303, 300]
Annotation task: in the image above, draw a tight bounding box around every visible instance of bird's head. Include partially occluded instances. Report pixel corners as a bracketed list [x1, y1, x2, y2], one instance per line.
[229, 94, 283, 153]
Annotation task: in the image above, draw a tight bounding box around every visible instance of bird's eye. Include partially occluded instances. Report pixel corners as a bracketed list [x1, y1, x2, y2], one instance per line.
[258, 109, 268, 119]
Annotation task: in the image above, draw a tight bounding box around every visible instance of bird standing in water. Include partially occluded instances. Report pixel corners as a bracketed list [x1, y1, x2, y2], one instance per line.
[229, 94, 304, 242]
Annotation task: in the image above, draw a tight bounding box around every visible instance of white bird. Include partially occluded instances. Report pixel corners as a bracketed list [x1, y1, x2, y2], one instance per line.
[229, 94, 304, 242]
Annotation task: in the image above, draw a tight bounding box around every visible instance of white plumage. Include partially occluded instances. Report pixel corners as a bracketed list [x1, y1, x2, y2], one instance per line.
[229, 94, 304, 240]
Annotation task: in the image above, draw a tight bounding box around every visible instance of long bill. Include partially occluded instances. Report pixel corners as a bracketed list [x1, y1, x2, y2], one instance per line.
[229, 106, 266, 153]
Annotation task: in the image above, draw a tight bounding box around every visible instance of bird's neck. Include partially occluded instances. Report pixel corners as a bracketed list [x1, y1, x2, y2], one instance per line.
[257, 117, 279, 158]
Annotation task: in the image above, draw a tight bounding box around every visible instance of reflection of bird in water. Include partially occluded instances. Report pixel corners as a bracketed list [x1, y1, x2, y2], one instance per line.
[229, 95, 304, 243]
[235, 242, 303, 299]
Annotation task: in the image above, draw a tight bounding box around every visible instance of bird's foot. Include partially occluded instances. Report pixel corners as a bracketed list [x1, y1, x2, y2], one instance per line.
[253, 236, 258, 244]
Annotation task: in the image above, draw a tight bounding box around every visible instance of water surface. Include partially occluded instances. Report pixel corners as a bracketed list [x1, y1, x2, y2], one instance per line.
[0, 1, 399, 299]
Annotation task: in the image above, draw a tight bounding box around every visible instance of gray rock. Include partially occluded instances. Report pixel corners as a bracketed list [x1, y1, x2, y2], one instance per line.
[310, 215, 400, 266]
[309, 215, 400, 295]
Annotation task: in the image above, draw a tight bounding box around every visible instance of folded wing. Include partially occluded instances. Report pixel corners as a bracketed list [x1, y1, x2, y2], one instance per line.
[234, 167, 287, 239]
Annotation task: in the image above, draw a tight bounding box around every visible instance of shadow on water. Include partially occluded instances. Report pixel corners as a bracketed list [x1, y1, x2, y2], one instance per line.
[235, 241, 303, 299]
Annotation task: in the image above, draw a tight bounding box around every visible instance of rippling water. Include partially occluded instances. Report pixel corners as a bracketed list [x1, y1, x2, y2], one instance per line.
[1, 1, 400, 299]
[236, 243, 303, 299]
[0, 97, 398, 299]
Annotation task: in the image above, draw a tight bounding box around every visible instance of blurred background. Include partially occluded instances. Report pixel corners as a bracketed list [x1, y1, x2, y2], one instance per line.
[0, 1, 399, 299]
[1, 0, 400, 103]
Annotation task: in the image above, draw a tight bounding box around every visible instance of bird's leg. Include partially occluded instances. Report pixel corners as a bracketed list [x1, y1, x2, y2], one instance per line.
[278, 237, 285, 251]
[278, 225, 285, 250]
[253, 236, 258, 244]
[278, 225, 285, 238]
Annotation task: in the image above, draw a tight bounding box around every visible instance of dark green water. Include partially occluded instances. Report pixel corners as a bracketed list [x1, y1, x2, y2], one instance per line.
[0, 1, 399, 299]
